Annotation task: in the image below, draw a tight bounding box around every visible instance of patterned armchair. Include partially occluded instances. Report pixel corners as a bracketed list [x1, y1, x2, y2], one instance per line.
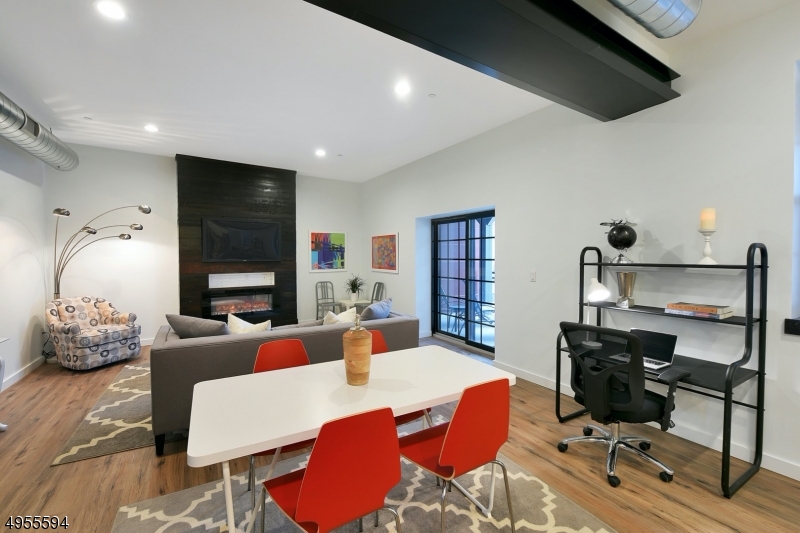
[45, 297, 141, 370]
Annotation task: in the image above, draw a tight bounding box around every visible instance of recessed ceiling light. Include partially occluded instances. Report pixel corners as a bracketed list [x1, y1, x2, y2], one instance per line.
[394, 80, 411, 97]
[144, 124, 159, 132]
[95, 1, 127, 20]
[315, 149, 326, 157]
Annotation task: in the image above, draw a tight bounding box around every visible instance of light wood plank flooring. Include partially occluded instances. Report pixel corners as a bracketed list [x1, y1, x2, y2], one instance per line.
[0, 342, 798, 532]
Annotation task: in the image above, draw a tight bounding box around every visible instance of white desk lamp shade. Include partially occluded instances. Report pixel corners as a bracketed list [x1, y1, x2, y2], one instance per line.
[587, 278, 610, 302]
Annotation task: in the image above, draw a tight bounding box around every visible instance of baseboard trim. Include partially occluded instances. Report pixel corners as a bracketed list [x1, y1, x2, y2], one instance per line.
[2, 356, 45, 391]
[490, 359, 800, 482]
[140, 337, 154, 347]
[419, 330, 433, 338]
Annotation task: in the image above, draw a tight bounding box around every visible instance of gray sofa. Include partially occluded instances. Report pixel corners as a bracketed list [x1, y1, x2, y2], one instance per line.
[150, 312, 419, 455]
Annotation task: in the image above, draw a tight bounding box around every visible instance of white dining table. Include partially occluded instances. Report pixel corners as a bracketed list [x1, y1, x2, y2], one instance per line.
[187, 344, 516, 533]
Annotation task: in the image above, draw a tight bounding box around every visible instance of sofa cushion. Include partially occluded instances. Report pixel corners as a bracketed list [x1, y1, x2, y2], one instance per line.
[361, 298, 392, 321]
[166, 314, 230, 339]
[70, 324, 141, 347]
[228, 313, 271, 334]
[323, 307, 357, 325]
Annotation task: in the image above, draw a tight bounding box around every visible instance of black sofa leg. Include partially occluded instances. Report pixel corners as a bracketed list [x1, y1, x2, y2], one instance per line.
[155, 434, 165, 456]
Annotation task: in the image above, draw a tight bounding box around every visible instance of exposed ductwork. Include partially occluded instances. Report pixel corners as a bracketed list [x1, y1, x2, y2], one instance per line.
[607, 0, 702, 38]
[0, 90, 79, 171]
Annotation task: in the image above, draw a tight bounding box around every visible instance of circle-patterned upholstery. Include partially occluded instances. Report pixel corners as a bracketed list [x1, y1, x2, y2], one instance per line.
[45, 297, 141, 370]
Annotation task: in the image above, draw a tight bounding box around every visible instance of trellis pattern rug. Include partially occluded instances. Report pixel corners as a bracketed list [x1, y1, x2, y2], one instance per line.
[111, 450, 615, 533]
[52, 362, 184, 465]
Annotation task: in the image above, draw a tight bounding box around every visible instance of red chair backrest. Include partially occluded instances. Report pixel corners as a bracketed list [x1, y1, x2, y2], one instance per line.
[369, 330, 389, 355]
[439, 378, 510, 476]
[253, 339, 310, 374]
[295, 407, 400, 533]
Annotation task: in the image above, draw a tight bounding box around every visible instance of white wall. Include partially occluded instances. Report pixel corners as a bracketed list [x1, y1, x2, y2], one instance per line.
[359, 3, 800, 480]
[296, 175, 363, 321]
[0, 142, 48, 387]
[43, 144, 179, 344]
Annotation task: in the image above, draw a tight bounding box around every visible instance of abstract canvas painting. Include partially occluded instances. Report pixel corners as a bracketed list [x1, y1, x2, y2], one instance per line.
[371, 233, 398, 273]
[310, 231, 346, 271]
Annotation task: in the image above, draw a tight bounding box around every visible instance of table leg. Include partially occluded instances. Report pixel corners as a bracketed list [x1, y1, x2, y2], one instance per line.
[222, 461, 238, 533]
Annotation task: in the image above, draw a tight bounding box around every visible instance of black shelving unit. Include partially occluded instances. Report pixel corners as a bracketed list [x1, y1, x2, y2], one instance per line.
[555, 243, 767, 498]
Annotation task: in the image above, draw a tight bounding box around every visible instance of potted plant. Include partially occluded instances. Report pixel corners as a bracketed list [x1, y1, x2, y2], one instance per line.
[345, 274, 367, 302]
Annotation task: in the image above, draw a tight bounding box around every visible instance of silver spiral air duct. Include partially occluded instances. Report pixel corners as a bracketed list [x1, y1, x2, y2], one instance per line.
[607, 0, 702, 39]
[0, 90, 79, 171]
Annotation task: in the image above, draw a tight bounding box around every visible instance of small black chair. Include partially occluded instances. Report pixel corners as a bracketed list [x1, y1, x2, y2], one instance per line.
[315, 281, 342, 320]
[557, 322, 689, 487]
[370, 281, 385, 303]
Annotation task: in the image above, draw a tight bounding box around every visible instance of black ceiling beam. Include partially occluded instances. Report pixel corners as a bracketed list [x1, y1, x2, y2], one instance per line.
[302, 0, 680, 121]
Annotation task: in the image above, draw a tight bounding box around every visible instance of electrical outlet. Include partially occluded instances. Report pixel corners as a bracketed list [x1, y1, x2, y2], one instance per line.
[530, 271, 536, 282]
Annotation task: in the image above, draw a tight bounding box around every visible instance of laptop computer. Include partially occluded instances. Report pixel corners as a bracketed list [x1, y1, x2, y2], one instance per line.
[608, 328, 678, 371]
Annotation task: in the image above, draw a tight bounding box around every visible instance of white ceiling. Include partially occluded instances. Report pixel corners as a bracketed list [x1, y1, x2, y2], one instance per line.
[1, 1, 795, 182]
[0, 0, 550, 182]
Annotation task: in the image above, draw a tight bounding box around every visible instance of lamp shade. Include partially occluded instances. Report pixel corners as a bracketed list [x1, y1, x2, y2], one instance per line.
[81, 226, 98, 235]
[130, 223, 143, 230]
[52, 208, 70, 217]
[118, 234, 132, 240]
[138, 205, 152, 214]
[587, 278, 610, 302]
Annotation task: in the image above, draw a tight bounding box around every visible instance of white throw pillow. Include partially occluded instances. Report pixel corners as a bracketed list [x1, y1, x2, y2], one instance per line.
[322, 306, 357, 325]
[227, 313, 271, 334]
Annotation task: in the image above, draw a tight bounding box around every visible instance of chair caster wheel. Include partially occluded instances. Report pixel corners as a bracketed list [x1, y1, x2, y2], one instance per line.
[583, 427, 593, 436]
[659, 472, 673, 483]
[639, 442, 651, 451]
[557, 442, 568, 453]
[607, 475, 621, 487]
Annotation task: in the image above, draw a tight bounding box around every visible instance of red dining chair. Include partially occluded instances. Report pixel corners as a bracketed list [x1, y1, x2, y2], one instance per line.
[259, 407, 403, 533]
[369, 330, 433, 428]
[398, 378, 515, 533]
[247, 339, 316, 511]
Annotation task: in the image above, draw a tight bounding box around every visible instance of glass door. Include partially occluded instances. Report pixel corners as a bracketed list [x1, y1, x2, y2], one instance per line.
[432, 210, 495, 352]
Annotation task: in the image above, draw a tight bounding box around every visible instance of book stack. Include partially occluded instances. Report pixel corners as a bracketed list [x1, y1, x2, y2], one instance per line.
[665, 302, 733, 319]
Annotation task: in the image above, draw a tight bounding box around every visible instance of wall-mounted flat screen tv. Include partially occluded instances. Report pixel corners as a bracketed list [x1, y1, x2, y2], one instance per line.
[202, 217, 282, 262]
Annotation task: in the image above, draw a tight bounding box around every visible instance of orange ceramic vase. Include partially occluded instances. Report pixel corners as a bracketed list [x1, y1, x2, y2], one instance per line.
[343, 315, 372, 385]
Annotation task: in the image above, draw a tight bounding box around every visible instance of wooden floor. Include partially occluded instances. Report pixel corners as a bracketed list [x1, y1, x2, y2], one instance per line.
[1, 343, 798, 533]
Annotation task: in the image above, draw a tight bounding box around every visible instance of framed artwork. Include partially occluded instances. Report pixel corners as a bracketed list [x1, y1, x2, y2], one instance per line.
[309, 231, 347, 272]
[371, 233, 399, 274]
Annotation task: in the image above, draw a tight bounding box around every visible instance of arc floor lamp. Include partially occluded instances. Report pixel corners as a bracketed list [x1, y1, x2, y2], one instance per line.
[52, 204, 151, 299]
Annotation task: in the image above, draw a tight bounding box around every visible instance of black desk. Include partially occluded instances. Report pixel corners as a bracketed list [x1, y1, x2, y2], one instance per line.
[555, 336, 763, 496]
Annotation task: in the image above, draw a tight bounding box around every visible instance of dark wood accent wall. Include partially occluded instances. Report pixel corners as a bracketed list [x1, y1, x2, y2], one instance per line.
[176, 154, 297, 326]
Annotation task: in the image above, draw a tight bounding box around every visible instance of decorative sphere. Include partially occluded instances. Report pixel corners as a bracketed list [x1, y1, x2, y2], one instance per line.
[607, 224, 637, 251]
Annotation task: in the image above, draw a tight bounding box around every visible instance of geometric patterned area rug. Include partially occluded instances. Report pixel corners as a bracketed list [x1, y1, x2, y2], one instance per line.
[52, 362, 183, 466]
[111, 449, 616, 533]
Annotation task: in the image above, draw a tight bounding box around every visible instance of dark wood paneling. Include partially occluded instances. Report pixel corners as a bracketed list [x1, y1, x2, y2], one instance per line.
[176, 154, 298, 325]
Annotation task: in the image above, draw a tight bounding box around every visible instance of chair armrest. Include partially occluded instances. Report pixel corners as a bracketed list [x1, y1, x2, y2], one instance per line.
[58, 321, 81, 335]
[656, 368, 690, 431]
[656, 368, 690, 385]
[102, 312, 137, 325]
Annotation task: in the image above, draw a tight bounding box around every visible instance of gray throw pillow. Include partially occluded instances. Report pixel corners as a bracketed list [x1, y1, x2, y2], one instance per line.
[360, 298, 392, 321]
[166, 314, 229, 339]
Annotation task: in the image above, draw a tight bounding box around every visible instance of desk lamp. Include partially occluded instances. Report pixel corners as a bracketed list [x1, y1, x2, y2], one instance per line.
[584, 278, 610, 349]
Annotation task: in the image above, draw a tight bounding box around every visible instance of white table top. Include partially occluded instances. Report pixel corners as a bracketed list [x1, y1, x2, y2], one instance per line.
[187, 345, 515, 467]
[338, 298, 371, 306]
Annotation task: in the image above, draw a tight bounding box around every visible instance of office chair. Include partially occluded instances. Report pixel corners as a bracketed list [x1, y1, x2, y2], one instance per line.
[557, 322, 689, 487]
